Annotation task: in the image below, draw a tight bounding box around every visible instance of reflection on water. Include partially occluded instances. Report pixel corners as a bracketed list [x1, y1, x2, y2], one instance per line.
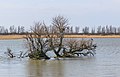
[0, 38, 120, 77]
[27, 60, 64, 77]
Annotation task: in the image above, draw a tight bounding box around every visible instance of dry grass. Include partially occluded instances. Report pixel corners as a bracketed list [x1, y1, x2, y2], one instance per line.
[0, 34, 120, 40]
[0, 35, 26, 40]
[64, 35, 120, 38]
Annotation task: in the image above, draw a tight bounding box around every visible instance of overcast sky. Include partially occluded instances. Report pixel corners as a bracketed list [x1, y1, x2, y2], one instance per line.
[0, 0, 120, 29]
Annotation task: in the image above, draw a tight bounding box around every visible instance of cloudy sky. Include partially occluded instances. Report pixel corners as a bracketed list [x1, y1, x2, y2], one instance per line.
[0, 0, 120, 29]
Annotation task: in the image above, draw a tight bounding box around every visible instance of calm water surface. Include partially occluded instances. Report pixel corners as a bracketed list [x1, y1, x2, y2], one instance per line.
[0, 38, 120, 77]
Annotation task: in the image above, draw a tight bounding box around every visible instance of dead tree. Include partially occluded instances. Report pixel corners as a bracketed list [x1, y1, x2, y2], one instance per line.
[25, 22, 50, 59]
[25, 16, 97, 60]
[64, 38, 97, 57]
[49, 15, 68, 57]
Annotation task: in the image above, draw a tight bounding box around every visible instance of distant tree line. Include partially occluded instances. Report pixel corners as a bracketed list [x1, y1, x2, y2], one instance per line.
[0, 25, 120, 35]
[64, 25, 120, 35]
[0, 25, 25, 34]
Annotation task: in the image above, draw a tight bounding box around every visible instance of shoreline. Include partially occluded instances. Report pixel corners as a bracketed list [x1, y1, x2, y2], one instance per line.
[0, 34, 120, 40]
[64, 35, 120, 38]
[0, 35, 26, 40]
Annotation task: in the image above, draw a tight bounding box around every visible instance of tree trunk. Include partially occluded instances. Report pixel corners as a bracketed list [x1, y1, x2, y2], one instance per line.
[54, 51, 62, 57]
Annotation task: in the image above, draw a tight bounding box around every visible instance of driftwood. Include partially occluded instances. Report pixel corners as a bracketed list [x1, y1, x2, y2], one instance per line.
[4, 48, 28, 59]
[74, 51, 94, 56]
[5, 48, 15, 58]
[18, 51, 28, 58]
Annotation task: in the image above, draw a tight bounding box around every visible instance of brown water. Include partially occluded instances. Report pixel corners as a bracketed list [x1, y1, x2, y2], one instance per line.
[0, 38, 120, 77]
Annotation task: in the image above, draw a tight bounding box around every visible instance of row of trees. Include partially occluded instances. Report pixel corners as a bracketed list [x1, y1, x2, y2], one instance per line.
[81, 25, 120, 34]
[64, 25, 120, 34]
[0, 25, 25, 34]
[25, 16, 97, 60]
[1, 25, 120, 35]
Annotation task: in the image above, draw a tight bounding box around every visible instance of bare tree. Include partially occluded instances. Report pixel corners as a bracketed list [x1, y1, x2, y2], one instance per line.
[118, 27, 120, 34]
[102, 26, 105, 34]
[64, 38, 96, 57]
[75, 26, 80, 33]
[0, 26, 7, 34]
[70, 26, 73, 33]
[82, 27, 89, 34]
[97, 26, 101, 34]
[50, 15, 68, 57]
[91, 28, 95, 34]
[106, 25, 110, 34]
[25, 22, 50, 59]
[25, 16, 97, 60]
[109, 25, 113, 34]
[112, 27, 117, 34]
[9, 25, 17, 34]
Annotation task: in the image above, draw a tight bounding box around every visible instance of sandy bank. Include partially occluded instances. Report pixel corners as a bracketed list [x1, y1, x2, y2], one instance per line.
[0, 35, 26, 40]
[0, 35, 120, 40]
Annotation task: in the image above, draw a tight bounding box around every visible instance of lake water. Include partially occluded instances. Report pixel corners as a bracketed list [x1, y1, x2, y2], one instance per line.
[0, 38, 120, 77]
